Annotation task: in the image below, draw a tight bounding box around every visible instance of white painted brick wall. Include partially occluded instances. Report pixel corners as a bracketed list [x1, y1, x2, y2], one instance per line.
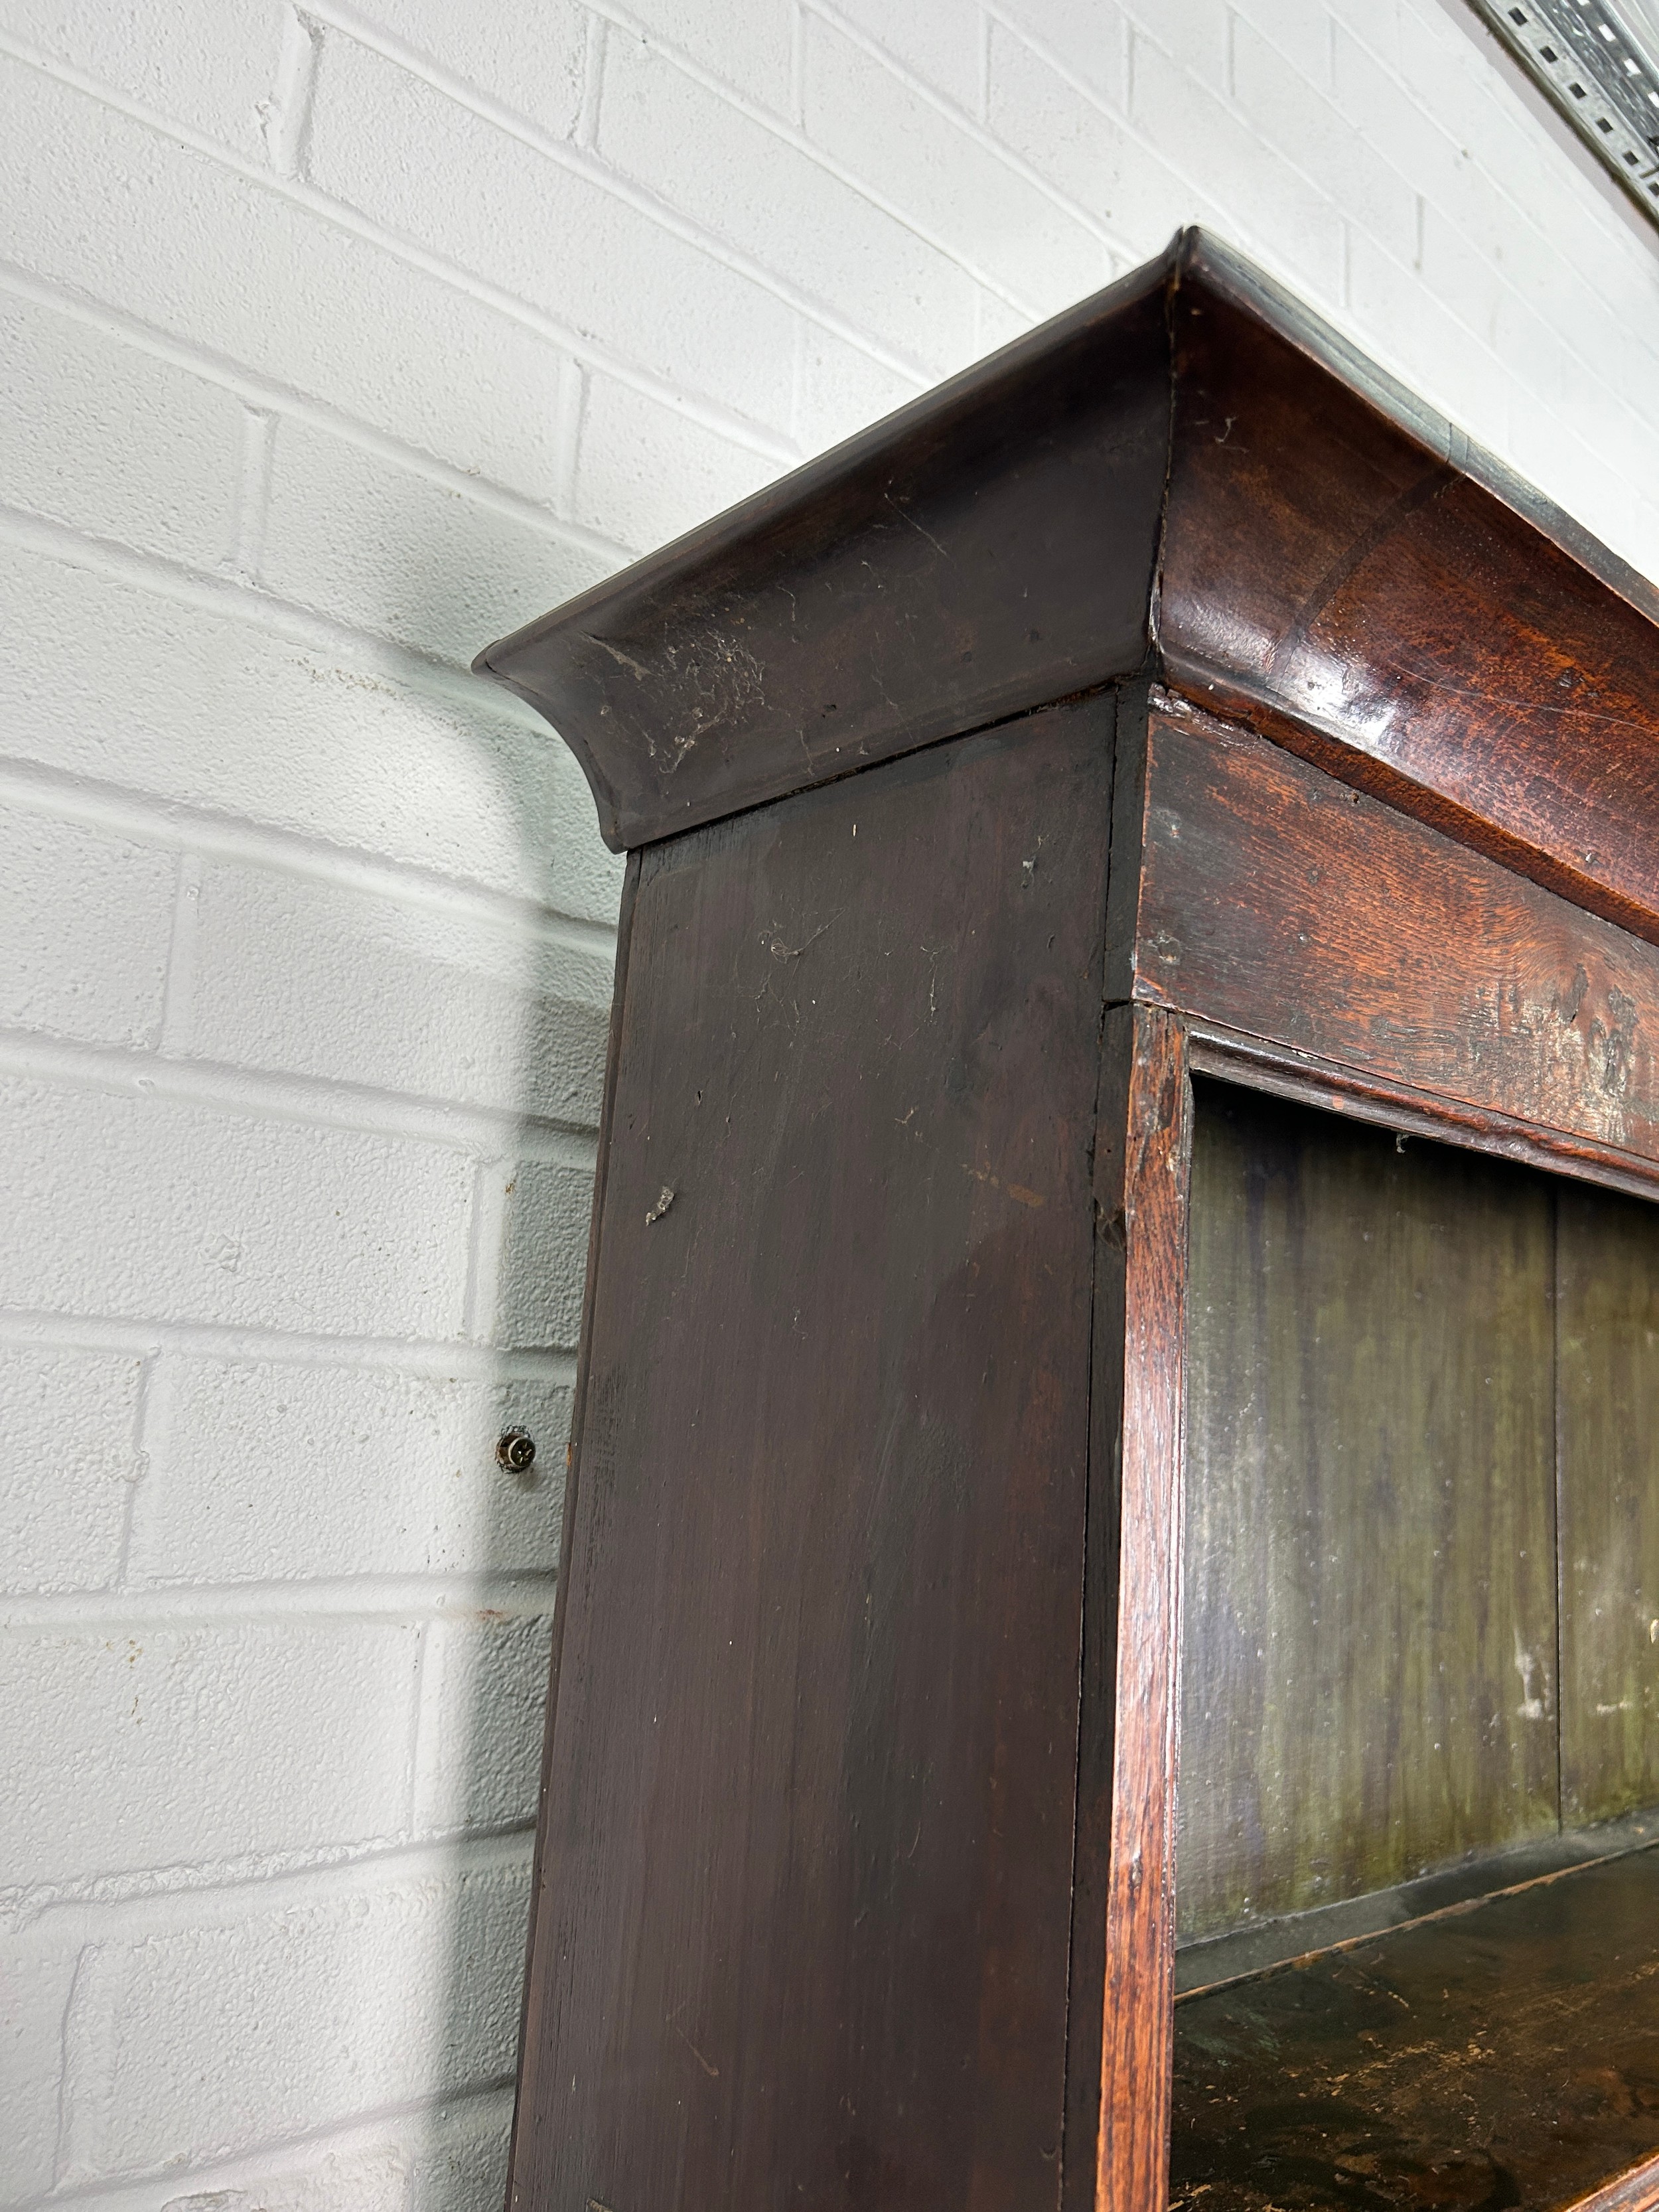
[1, 0, 1657, 2204]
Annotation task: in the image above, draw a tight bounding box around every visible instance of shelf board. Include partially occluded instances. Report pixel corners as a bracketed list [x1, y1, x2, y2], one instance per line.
[1172, 1831, 1659, 2211]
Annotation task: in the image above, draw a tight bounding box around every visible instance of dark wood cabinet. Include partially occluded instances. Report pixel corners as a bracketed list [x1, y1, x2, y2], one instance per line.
[476, 230, 1659, 2212]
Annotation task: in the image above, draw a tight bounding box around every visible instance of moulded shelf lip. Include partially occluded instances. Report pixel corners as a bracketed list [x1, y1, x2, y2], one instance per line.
[1175, 1799, 1659, 2001]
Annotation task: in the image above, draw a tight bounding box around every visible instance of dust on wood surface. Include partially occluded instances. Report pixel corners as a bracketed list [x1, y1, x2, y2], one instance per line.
[1171, 1844, 1659, 2212]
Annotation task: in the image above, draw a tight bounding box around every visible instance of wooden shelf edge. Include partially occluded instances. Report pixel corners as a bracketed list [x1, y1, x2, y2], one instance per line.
[1565, 2150, 1659, 2212]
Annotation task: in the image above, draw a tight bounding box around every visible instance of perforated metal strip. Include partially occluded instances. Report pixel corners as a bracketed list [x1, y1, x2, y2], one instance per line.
[1472, 0, 1659, 220]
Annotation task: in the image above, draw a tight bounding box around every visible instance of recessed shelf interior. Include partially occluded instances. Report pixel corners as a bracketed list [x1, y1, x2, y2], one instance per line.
[1173, 1082, 1659, 2209]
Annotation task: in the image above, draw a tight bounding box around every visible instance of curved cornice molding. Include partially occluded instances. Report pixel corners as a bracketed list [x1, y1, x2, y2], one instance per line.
[475, 230, 1659, 946]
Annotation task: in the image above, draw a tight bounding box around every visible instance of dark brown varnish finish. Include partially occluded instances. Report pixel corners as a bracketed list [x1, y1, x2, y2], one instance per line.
[1159, 260, 1659, 950]
[1180, 1086, 1558, 1941]
[509, 701, 1114, 2212]
[1125, 702, 1659, 1166]
[475, 274, 1169, 850]
[474, 230, 1659, 2212]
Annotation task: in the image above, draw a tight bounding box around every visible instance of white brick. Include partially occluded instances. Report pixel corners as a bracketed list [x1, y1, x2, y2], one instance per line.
[0, 0, 285, 159]
[0, 1926, 81, 2201]
[573, 371, 780, 552]
[305, 31, 805, 429]
[618, 0, 796, 112]
[987, 21, 1127, 226]
[0, 546, 624, 924]
[488, 1157, 594, 1351]
[0, 1346, 143, 1594]
[802, 17, 1113, 321]
[1323, 0, 1403, 72]
[794, 327, 923, 456]
[407, 2091, 514, 2212]
[1230, 21, 1419, 269]
[1344, 221, 1510, 435]
[800, 0, 987, 113]
[1, 1621, 421, 1891]
[129, 1359, 568, 1585]
[366, 0, 587, 141]
[0, 59, 578, 508]
[977, 291, 1037, 353]
[597, 31, 983, 372]
[991, 0, 1128, 108]
[1224, 0, 1337, 87]
[1123, 0, 1231, 91]
[0, 288, 244, 569]
[413, 1613, 553, 1834]
[987, 28, 1232, 258]
[259, 415, 616, 670]
[1127, 31, 1346, 297]
[0, 808, 175, 1048]
[151, 2141, 411, 2212]
[184, 861, 613, 1124]
[59, 1851, 531, 2180]
[0, 1079, 473, 1339]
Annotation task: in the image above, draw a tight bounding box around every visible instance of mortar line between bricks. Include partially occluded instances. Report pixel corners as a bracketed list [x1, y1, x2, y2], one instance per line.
[0, 755, 620, 957]
[1, 1573, 560, 1633]
[0, 1027, 605, 1161]
[0, 1307, 579, 1379]
[0, 496, 563, 727]
[14, 1828, 537, 1938]
[1274, 7, 1659, 401]
[0, 251, 653, 556]
[799, 0, 1123, 244]
[303, 0, 979, 366]
[21, 2084, 518, 2212]
[981, 0, 1127, 123]
[558, 0, 1085, 308]
[0, 25, 902, 443]
[7, 19, 1654, 514]
[588, 0, 1119, 270]
[117, 1354, 163, 1587]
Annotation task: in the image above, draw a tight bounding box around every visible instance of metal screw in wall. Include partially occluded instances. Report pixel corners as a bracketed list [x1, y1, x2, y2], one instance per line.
[496, 1428, 537, 1474]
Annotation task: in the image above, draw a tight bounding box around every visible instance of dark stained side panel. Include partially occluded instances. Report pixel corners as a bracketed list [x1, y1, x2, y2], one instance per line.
[1559, 1183, 1659, 1826]
[1179, 1083, 1559, 1941]
[508, 698, 1116, 2212]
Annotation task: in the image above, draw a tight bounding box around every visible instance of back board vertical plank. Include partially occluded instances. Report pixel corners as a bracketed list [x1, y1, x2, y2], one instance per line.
[508, 698, 1116, 2212]
[1559, 1183, 1659, 1824]
[1178, 1088, 1559, 1941]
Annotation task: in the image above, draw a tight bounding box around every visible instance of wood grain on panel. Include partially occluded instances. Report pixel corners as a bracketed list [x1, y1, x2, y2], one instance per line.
[507, 698, 1115, 2212]
[1084, 1006, 1192, 2212]
[1171, 1843, 1659, 2212]
[1179, 1083, 1558, 1943]
[1132, 705, 1659, 1167]
[1160, 242, 1659, 950]
[1558, 1182, 1659, 1827]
